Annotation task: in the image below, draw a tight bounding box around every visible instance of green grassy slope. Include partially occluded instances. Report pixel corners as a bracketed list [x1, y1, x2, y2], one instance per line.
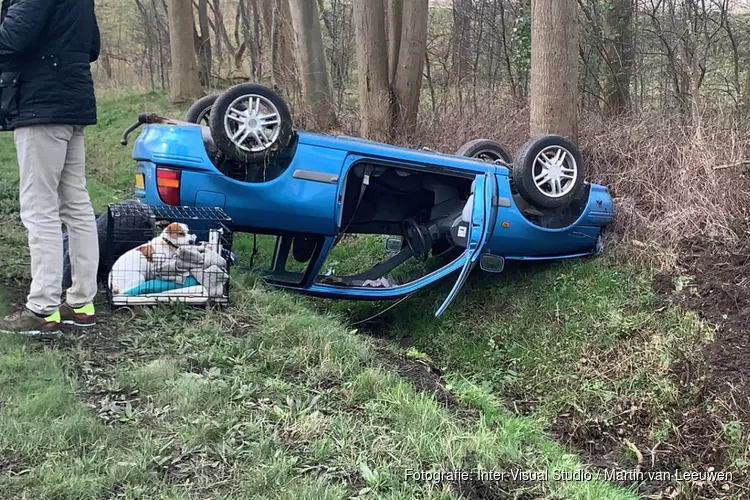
[0, 93, 718, 499]
[337, 255, 711, 424]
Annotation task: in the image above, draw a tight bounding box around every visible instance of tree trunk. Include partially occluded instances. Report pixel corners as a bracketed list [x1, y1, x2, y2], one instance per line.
[210, 0, 236, 60]
[212, 0, 223, 62]
[288, 0, 339, 129]
[392, 0, 429, 132]
[195, 0, 212, 88]
[452, 0, 472, 86]
[276, 0, 299, 94]
[252, 0, 264, 79]
[385, 0, 403, 84]
[99, 35, 114, 79]
[238, 0, 261, 78]
[353, 0, 390, 141]
[258, 0, 277, 74]
[498, 0, 517, 99]
[156, 0, 170, 90]
[604, 0, 634, 116]
[688, 53, 702, 136]
[168, 0, 202, 103]
[724, 11, 741, 105]
[260, 0, 299, 94]
[529, 0, 579, 141]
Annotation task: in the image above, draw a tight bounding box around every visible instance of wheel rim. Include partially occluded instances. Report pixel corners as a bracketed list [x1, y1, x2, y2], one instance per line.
[223, 94, 282, 153]
[532, 146, 578, 198]
[196, 107, 211, 126]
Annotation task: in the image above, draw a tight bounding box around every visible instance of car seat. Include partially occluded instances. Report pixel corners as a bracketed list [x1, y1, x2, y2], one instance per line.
[462, 178, 476, 223]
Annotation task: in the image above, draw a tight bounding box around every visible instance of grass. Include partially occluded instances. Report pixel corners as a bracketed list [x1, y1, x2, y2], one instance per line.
[349, 257, 711, 419]
[322, 245, 723, 479]
[0, 92, 730, 499]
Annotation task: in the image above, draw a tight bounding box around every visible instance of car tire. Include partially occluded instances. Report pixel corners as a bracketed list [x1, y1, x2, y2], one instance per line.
[209, 83, 293, 165]
[455, 139, 512, 164]
[185, 94, 218, 126]
[513, 135, 585, 209]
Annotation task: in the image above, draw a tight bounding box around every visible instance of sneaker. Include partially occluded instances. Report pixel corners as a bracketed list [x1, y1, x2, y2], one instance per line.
[60, 303, 97, 327]
[0, 308, 62, 336]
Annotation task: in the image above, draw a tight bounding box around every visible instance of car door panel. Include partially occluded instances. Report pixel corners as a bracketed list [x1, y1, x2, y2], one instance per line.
[181, 143, 348, 235]
[434, 172, 493, 318]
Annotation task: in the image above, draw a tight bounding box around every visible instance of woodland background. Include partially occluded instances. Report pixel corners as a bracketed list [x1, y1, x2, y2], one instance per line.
[92, 0, 750, 263]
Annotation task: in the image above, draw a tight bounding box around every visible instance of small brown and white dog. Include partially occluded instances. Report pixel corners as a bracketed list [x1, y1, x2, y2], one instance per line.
[109, 222, 196, 294]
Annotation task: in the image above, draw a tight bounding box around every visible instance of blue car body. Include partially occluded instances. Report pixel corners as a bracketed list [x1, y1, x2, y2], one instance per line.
[132, 123, 614, 316]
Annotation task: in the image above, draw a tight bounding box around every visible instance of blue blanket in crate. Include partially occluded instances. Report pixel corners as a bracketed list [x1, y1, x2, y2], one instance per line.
[123, 277, 200, 296]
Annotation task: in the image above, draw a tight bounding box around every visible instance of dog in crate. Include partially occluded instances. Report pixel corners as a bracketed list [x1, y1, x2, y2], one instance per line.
[150, 243, 229, 297]
[108, 222, 196, 294]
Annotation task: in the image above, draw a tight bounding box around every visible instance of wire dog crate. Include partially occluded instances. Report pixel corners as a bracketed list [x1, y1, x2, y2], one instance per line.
[106, 203, 234, 306]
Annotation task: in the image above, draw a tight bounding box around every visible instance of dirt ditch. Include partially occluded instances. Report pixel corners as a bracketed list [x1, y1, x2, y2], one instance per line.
[540, 232, 750, 500]
[372, 342, 467, 412]
[548, 230, 750, 499]
[646, 231, 750, 498]
[674, 234, 750, 417]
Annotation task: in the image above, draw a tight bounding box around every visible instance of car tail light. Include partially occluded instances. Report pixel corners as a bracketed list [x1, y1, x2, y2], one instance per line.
[156, 168, 181, 206]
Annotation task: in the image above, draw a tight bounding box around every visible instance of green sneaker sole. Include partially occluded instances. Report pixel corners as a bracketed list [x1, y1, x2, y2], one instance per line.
[62, 320, 97, 327]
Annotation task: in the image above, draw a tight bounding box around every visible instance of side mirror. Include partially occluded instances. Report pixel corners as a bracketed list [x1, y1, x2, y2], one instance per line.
[480, 254, 505, 273]
[385, 236, 403, 253]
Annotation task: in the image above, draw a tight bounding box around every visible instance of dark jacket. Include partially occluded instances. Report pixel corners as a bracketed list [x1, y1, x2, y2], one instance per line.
[0, 0, 100, 130]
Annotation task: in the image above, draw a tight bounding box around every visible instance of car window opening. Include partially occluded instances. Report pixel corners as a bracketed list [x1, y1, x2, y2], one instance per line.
[316, 163, 478, 288]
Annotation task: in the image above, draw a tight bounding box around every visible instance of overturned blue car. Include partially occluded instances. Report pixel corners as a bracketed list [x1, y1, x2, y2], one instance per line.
[120, 83, 614, 317]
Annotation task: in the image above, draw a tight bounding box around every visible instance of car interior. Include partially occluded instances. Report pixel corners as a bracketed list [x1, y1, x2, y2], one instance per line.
[306, 162, 479, 287]
[340, 162, 474, 235]
[240, 162, 477, 289]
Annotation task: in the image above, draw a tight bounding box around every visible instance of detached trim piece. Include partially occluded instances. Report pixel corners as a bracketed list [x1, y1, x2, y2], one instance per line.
[293, 169, 339, 184]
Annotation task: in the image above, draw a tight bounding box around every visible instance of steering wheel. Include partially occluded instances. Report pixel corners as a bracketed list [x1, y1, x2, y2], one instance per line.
[402, 219, 430, 261]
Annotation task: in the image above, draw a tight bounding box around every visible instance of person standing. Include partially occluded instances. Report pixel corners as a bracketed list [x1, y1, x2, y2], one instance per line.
[0, 0, 101, 334]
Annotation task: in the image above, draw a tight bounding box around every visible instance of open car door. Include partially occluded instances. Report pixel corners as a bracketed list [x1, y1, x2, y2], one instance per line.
[302, 170, 496, 308]
[435, 172, 494, 318]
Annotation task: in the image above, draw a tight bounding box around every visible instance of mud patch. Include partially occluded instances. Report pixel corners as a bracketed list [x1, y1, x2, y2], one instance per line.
[676, 235, 750, 417]
[552, 408, 666, 497]
[372, 341, 467, 412]
[651, 272, 676, 296]
[450, 474, 542, 499]
[0, 451, 31, 475]
[543, 232, 750, 499]
[544, 231, 750, 499]
[550, 405, 741, 499]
